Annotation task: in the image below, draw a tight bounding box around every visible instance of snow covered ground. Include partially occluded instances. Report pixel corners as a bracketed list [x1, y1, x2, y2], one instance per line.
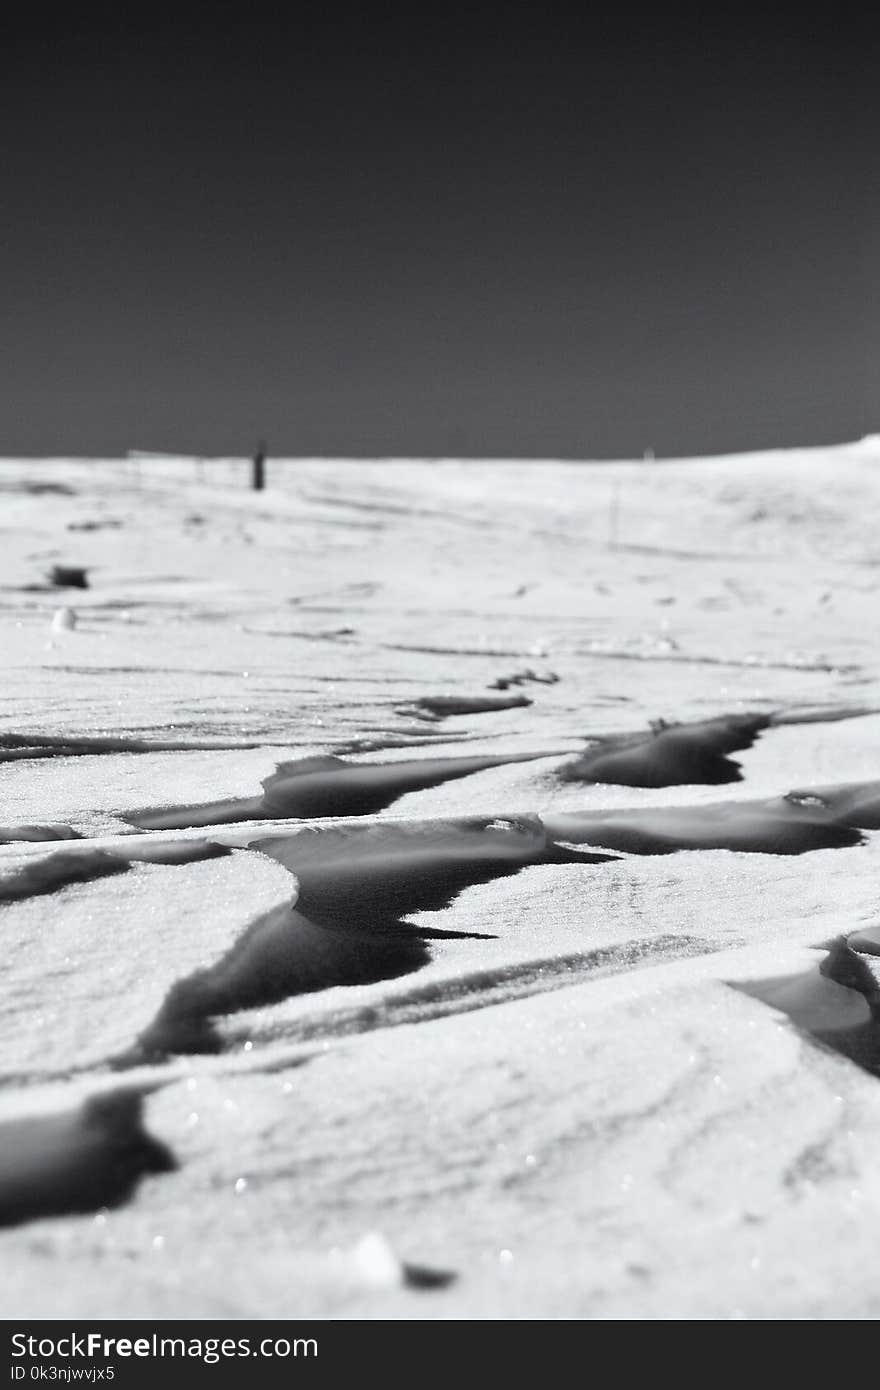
[2, 442, 880, 1318]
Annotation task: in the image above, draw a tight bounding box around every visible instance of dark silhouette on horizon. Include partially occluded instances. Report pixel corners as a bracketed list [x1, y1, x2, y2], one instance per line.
[252, 441, 267, 491]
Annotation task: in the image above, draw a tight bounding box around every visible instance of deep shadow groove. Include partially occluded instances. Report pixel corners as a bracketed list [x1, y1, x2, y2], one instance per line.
[732, 938, 880, 1079]
[558, 713, 770, 787]
[543, 790, 866, 855]
[0, 824, 82, 845]
[130, 816, 616, 1059]
[123, 748, 569, 830]
[221, 933, 722, 1051]
[0, 1087, 175, 1228]
[396, 693, 533, 720]
[108, 702, 879, 826]
[0, 841, 232, 901]
[108, 839, 233, 867]
[0, 732, 265, 763]
[0, 850, 131, 901]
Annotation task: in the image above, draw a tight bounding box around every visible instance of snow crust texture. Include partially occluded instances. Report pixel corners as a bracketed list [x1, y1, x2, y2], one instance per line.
[3, 445, 880, 1318]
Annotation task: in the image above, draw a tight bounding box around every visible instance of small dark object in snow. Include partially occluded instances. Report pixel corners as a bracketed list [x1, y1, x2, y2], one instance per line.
[403, 693, 532, 720]
[491, 668, 560, 690]
[403, 1262, 458, 1290]
[48, 565, 89, 589]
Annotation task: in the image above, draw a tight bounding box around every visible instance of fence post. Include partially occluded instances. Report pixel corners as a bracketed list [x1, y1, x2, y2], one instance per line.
[252, 442, 267, 491]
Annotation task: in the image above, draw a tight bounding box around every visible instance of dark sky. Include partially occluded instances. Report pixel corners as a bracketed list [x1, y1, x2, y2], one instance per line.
[2, 10, 878, 457]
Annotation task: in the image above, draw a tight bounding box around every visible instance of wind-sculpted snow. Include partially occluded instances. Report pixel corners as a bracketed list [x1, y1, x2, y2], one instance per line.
[124, 749, 567, 830]
[7, 452, 880, 1314]
[559, 713, 770, 787]
[0, 849, 132, 900]
[735, 938, 880, 1079]
[0, 1089, 175, 1228]
[118, 707, 877, 833]
[767, 703, 880, 728]
[398, 693, 533, 719]
[782, 780, 880, 830]
[219, 933, 720, 1050]
[134, 817, 614, 1056]
[556, 706, 877, 790]
[0, 840, 232, 901]
[0, 732, 266, 763]
[848, 924, 880, 956]
[543, 791, 866, 855]
[253, 815, 598, 923]
[111, 839, 233, 866]
[0, 823, 82, 844]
